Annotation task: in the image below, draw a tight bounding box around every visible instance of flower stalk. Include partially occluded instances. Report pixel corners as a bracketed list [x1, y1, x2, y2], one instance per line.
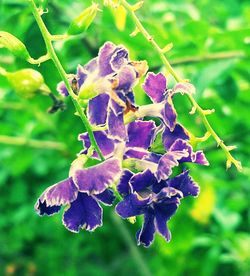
[0, 135, 66, 152]
[27, 0, 104, 161]
[119, 0, 242, 171]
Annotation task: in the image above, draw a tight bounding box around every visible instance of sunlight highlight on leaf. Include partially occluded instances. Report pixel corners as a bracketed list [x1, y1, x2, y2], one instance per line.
[190, 184, 215, 224]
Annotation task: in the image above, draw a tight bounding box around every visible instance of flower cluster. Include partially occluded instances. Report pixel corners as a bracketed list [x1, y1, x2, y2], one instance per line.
[35, 42, 209, 247]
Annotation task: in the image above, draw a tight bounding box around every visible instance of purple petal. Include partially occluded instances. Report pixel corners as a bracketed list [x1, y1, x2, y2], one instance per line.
[194, 151, 209, 166]
[124, 148, 149, 160]
[130, 169, 157, 193]
[63, 192, 102, 232]
[94, 188, 116, 206]
[74, 158, 121, 195]
[57, 81, 69, 97]
[168, 170, 200, 197]
[154, 199, 179, 242]
[173, 82, 196, 95]
[78, 131, 115, 159]
[170, 139, 209, 165]
[161, 98, 177, 131]
[107, 108, 127, 141]
[136, 211, 156, 247]
[110, 97, 124, 116]
[87, 94, 110, 126]
[116, 193, 151, 218]
[98, 42, 116, 77]
[127, 120, 156, 149]
[35, 200, 61, 216]
[117, 169, 134, 196]
[84, 57, 98, 73]
[157, 150, 189, 181]
[77, 65, 88, 87]
[78, 132, 91, 155]
[126, 91, 135, 104]
[170, 139, 192, 153]
[154, 187, 183, 202]
[162, 123, 189, 150]
[36, 177, 78, 209]
[143, 72, 166, 103]
[145, 152, 162, 164]
[110, 47, 129, 71]
[115, 65, 137, 92]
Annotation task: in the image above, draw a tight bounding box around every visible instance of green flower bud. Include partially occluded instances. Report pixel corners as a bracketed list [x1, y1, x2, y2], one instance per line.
[6, 69, 48, 98]
[67, 3, 99, 35]
[78, 82, 98, 100]
[0, 31, 31, 60]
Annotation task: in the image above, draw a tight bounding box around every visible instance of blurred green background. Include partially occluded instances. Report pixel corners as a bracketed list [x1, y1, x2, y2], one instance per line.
[0, 0, 249, 275]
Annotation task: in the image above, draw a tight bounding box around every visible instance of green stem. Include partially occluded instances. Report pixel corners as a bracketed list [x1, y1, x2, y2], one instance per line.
[110, 211, 152, 276]
[120, 0, 242, 171]
[27, 0, 104, 161]
[28, 53, 50, 65]
[50, 34, 69, 41]
[171, 50, 246, 66]
[0, 135, 66, 152]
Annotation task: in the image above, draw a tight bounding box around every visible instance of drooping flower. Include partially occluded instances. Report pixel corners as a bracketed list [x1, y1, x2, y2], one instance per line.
[35, 157, 121, 232]
[79, 119, 156, 161]
[141, 72, 196, 131]
[141, 72, 177, 130]
[116, 169, 200, 247]
[57, 41, 148, 141]
[80, 116, 208, 183]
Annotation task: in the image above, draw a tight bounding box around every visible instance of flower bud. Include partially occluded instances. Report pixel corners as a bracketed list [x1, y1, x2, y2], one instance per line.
[67, 3, 99, 35]
[112, 5, 127, 31]
[78, 83, 98, 100]
[0, 31, 31, 60]
[6, 69, 48, 98]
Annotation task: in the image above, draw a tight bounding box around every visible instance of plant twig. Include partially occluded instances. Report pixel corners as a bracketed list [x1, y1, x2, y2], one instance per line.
[171, 51, 246, 65]
[0, 135, 66, 152]
[27, 0, 104, 161]
[119, 0, 242, 171]
[111, 211, 152, 276]
[149, 51, 246, 71]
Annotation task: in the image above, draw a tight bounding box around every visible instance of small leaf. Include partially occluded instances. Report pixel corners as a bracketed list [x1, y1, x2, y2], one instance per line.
[67, 3, 99, 35]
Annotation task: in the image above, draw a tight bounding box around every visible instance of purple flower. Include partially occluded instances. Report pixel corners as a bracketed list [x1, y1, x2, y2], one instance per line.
[116, 169, 199, 247]
[142, 72, 177, 130]
[79, 119, 156, 160]
[162, 123, 209, 167]
[58, 42, 148, 141]
[141, 73, 196, 130]
[35, 158, 121, 232]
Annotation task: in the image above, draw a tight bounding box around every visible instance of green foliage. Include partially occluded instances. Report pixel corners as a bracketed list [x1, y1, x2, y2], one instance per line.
[0, 0, 249, 275]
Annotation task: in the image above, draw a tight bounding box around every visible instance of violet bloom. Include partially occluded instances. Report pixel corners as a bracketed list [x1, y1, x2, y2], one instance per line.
[78, 119, 156, 161]
[140, 135, 209, 182]
[141, 72, 177, 130]
[79, 120, 208, 183]
[57, 42, 148, 141]
[116, 169, 200, 247]
[141, 72, 196, 131]
[35, 158, 121, 232]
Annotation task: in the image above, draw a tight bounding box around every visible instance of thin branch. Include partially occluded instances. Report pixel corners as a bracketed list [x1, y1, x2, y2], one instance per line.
[120, 0, 242, 171]
[0, 135, 66, 152]
[111, 211, 152, 276]
[149, 51, 246, 71]
[27, 0, 105, 161]
[171, 50, 246, 65]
